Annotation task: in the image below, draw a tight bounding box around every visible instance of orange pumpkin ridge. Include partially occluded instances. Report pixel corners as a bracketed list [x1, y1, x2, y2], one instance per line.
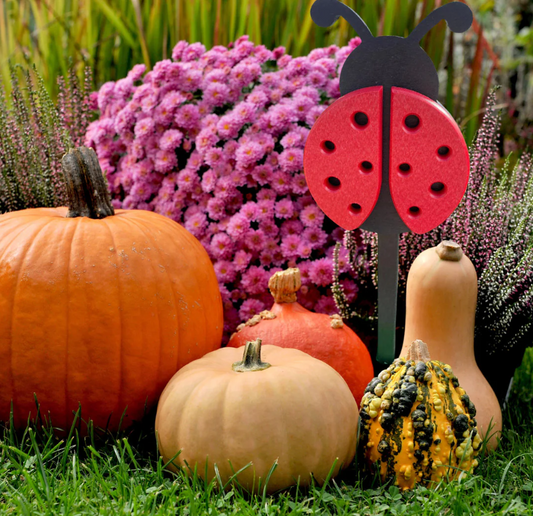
[0, 147, 223, 432]
[227, 268, 373, 406]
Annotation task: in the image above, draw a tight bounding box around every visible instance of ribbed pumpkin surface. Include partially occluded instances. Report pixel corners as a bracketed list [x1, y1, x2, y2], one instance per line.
[0, 207, 223, 431]
[155, 344, 359, 494]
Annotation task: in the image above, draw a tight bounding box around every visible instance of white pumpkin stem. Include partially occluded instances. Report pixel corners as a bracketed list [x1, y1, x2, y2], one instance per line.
[62, 147, 115, 219]
[436, 241, 463, 261]
[406, 340, 431, 363]
[268, 268, 301, 304]
[232, 339, 271, 372]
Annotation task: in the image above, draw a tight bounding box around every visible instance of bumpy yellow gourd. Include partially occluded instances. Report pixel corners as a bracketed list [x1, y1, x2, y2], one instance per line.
[359, 340, 480, 490]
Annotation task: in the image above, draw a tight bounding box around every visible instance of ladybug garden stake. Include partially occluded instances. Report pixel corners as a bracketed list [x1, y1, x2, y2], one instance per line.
[304, 0, 473, 365]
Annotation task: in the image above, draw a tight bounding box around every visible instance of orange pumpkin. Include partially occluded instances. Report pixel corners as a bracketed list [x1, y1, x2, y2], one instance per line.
[227, 268, 373, 405]
[0, 147, 223, 431]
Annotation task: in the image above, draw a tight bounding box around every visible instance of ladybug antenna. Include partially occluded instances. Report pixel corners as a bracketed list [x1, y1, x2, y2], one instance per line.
[408, 2, 473, 44]
[311, 0, 374, 41]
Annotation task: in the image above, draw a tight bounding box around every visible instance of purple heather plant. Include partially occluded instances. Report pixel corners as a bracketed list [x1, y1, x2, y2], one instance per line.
[333, 92, 533, 399]
[85, 36, 361, 343]
[0, 66, 92, 212]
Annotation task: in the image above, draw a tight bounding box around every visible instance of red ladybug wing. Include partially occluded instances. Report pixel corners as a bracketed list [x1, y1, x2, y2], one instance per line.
[389, 87, 470, 234]
[303, 87, 383, 230]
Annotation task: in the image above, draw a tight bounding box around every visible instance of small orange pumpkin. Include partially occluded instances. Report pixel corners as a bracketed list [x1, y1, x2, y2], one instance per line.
[227, 268, 373, 405]
[0, 147, 223, 431]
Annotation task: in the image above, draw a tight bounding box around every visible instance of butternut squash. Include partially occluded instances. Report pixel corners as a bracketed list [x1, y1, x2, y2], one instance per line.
[401, 241, 501, 450]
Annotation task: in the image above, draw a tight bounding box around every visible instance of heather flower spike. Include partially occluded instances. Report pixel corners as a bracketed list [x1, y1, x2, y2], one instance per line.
[304, 0, 473, 365]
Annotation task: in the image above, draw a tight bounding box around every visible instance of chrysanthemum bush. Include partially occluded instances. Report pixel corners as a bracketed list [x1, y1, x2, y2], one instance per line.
[86, 36, 363, 343]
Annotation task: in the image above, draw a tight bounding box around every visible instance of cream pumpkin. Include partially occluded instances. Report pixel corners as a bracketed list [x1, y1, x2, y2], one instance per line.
[155, 340, 359, 493]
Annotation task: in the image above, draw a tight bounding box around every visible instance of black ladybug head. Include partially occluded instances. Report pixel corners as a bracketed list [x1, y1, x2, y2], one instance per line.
[311, 0, 473, 100]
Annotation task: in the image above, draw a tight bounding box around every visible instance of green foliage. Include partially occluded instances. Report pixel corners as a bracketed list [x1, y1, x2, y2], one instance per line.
[0, 0, 497, 142]
[0, 348, 531, 513]
[0, 66, 92, 213]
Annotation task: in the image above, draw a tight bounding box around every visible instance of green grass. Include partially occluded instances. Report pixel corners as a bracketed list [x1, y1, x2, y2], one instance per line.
[1, 348, 532, 515]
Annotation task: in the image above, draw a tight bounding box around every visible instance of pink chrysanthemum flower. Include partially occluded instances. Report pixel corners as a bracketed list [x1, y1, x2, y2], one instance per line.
[271, 171, 291, 195]
[251, 164, 273, 185]
[280, 234, 301, 258]
[184, 211, 208, 237]
[245, 229, 266, 253]
[297, 241, 313, 259]
[214, 260, 237, 283]
[239, 298, 266, 321]
[292, 173, 309, 195]
[204, 147, 225, 169]
[134, 117, 155, 139]
[177, 168, 199, 191]
[303, 226, 328, 249]
[210, 232, 234, 260]
[159, 129, 183, 151]
[241, 266, 269, 295]
[279, 148, 303, 173]
[206, 197, 226, 220]
[300, 204, 325, 227]
[201, 170, 217, 193]
[226, 213, 250, 238]
[235, 141, 264, 168]
[309, 258, 334, 287]
[274, 198, 294, 219]
[234, 250, 252, 272]
[154, 150, 177, 173]
[204, 82, 231, 107]
[175, 104, 200, 130]
[247, 89, 269, 107]
[217, 113, 242, 139]
[240, 202, 259, 220]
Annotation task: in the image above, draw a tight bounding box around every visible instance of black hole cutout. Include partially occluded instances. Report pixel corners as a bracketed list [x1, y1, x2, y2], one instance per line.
[431, 182, 445, 193]
[437, 146, 450, 156]
[404, 115, 420, 129]
[399, 163, 411, 173]
[327, 176, 341, 188]
[353, 112, 369, 127]
[350, 203, 362, 214]
[361, 161, 373, 172]
[409, 206, 420, 214]
[321, 140, 336, 153]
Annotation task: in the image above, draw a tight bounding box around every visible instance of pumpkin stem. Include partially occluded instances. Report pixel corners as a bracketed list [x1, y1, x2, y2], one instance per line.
[436, 241, 463, 261]
[232, 339, 271, 372]
[406, 340, 431, 363]
[62, 147, 115, 219]
[268, 268, 301, 304]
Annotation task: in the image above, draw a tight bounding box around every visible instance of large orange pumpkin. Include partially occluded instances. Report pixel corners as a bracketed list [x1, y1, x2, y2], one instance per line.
[0, 147, 223, 431]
